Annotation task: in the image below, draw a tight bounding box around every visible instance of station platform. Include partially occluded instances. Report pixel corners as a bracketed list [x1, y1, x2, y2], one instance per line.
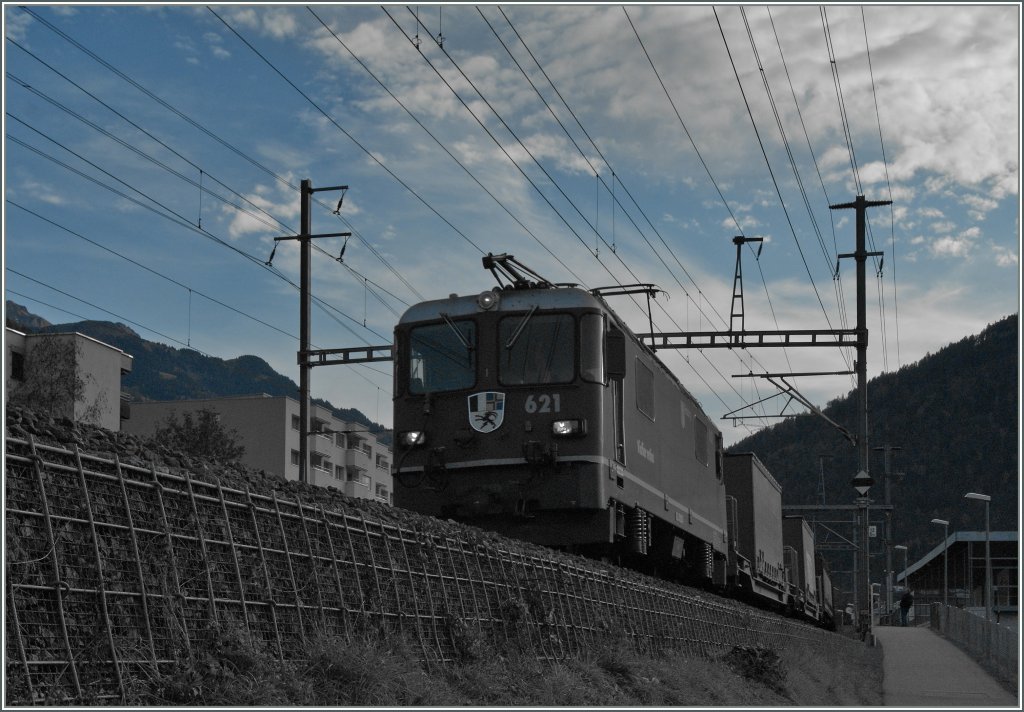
[873, 625, 1018, 707]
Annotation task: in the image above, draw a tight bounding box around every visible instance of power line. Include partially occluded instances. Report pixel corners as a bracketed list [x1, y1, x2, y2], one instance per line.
[8, 71, 407, 316]
[488, 6, 773, 426]
[6, 131, 390, 352]
[391, 7, 759, 425]
[208, 6, 488, 258]
[306, 6, 588, 288]
[713, 8, 839, 336]
[764, 7, 853, 352]
[7, 199, 297, 341]
[15, 7, 425, 305]
[6, 269, 212, 355]
[861, 6, 901, 370]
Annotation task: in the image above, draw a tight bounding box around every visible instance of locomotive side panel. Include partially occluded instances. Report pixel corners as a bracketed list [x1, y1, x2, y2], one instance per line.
[613, 327, 728, 557]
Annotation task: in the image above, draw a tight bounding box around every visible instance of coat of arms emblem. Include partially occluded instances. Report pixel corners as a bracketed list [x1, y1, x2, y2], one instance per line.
[468, 391, 505, 433]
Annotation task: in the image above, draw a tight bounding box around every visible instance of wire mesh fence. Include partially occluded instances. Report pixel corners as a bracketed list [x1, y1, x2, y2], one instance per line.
[929, 603, 1019, 690]
[6, 434, 843, 705]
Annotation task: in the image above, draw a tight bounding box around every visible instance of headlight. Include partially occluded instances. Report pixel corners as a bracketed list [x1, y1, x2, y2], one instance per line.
[398, 430, 426, 447]
[551, 419, 586, 437]
[477, 290, 499, 310]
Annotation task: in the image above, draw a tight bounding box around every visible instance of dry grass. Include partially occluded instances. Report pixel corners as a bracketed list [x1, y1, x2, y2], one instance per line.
[129, 621, 883, 707]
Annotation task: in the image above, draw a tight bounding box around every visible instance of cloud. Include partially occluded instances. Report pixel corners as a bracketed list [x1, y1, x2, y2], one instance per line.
[223, 181, 301, 239]
[993, 246, 1018, 267]
[961, 193, 999, 220]
[4, 8, 33, 42]
[930, 235, 970, 258]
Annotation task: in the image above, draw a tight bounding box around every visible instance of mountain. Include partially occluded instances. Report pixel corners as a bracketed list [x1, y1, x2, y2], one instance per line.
[5, 302, 52, 331]
[727, 313, 1018, 566]
[5, 300, 389, 441]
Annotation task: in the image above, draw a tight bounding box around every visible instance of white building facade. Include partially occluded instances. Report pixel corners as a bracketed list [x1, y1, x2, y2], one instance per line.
[5, 328, 133, 431]
[123, 395, 393, 503]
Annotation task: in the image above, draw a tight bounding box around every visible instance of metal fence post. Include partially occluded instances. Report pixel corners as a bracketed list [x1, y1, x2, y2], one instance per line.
[113, 455, 158, 666]
[73, 445, 124, 702]
[29, 437, 82, 699]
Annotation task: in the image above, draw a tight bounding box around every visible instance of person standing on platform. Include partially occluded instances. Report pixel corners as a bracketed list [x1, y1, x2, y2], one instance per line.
[900, 590, 914, 626]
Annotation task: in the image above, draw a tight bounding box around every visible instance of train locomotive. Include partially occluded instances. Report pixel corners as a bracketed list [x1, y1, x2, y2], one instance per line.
[392, 253, 837, 628]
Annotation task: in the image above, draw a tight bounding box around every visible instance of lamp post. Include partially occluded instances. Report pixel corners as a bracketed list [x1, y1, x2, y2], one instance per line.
[931, 518, 950, 608]
[894, 544, 908, 588]
[964, 492, 992, 621]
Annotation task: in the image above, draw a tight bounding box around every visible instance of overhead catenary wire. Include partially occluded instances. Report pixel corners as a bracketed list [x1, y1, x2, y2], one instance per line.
[6, 270, 214, 357]
[861, 6, 901, 370]
[208, 6, 488, 260]
[393, 7, 762, 424]
[713, 8, 840, 338]
[764, 7, 853, 347]
[305, 6, 588, 289]
[6, 200, 298, 342]
[6, 149, 392, 389]
[15, 7, 425, 306]
[488, 6, 772, 427]
[9, 22, 409, 352]
[6, 132, 392, 360]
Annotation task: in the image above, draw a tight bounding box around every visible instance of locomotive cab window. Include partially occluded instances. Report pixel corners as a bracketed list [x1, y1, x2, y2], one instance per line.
[499, 313, 574, 385]
[408, 321, 476, 393]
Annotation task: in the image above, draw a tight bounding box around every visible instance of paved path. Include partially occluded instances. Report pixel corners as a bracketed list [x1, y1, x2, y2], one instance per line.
[873, 625, 1018, 707]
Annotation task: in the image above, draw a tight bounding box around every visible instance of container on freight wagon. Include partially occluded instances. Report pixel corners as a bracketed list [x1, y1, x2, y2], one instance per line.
[723, 453, 787, 605]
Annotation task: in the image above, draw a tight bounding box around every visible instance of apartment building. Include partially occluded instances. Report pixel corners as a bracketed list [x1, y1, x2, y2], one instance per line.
[123, 394, 393, 503]
[5, 327, 133, 431]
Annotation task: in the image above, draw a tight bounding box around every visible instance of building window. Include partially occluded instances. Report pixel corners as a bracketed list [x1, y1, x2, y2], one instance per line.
[335, 432, 347, 449]
[10, 351, 25, 381]
[335, 465, 346, 480]
[291, 415, 300, 431]
[375, 483, 389, 503]
[347, 468, 370, 487]
[290, 449, 300, 465]
[376, 454, 389, 471]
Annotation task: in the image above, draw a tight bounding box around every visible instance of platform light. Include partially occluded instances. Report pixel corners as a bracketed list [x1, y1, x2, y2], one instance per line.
[964, 492, 992, 622]
[931, 518, 950, 608]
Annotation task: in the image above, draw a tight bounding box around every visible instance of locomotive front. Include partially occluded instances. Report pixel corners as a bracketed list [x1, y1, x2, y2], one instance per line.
[392, 281, 616, 546]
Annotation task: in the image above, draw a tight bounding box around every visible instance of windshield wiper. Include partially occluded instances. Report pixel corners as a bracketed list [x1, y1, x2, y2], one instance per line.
[439, 312, 471, 352]
[505, 305, 539, 349]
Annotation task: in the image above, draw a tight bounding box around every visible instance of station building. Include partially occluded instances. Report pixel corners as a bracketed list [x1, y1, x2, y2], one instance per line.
[895, 530, 1018, 625]
[124, 395, 393, 504]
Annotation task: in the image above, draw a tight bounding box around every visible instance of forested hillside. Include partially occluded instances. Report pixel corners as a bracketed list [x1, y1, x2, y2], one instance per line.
[5, 301, 388, 439]
[728, 313, 1018, 563]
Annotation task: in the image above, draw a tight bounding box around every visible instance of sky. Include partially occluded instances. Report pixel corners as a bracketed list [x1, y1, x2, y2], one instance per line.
[3, 3, 1021, 446]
